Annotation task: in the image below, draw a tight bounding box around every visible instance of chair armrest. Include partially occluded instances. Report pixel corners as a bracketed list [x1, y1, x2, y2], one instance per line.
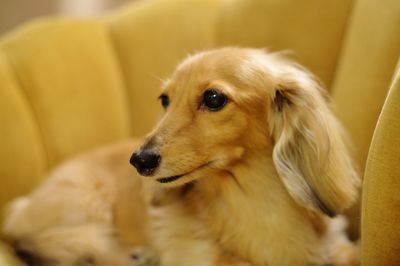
[362, 59, 400, 265]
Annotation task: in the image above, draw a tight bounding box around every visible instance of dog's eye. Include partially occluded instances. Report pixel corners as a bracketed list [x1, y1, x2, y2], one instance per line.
[202, 89, 227, 111]
[159, 94, 170, 109]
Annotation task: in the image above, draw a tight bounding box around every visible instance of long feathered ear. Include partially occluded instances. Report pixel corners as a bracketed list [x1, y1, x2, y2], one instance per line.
[267, 61, 360, 216]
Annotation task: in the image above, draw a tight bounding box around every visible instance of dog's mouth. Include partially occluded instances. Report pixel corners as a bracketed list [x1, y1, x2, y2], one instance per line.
[156, 161, 213, 184]
[157, 175, 184, 183]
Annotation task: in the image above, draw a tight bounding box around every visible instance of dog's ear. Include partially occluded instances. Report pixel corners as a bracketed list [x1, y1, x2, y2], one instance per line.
[267, 62, 360, 216]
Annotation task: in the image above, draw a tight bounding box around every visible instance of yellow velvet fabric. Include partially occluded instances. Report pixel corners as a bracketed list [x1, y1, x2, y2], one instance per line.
[1, 19, 132, 168]
[0, 242, 21, 266]
[0, 50, 47, 217]
[105, 0, 222, 136]
[332, 0, 400, 171]
[217, 0, 353, 88]
[331, 0, 400, 239]
[0, 0, 399, 265]
[362, 61, 400, 266]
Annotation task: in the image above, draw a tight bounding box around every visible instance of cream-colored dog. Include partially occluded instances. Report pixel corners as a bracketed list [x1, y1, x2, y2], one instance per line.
[2, 48, 360, 266]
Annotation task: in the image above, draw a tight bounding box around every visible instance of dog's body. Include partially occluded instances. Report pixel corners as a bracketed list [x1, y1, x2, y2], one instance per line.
[2, 140, 153, 266]
[2, 48, 360, 266]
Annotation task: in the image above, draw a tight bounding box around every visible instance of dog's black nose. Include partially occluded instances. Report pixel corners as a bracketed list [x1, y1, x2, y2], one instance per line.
[130, 150, 161, 176]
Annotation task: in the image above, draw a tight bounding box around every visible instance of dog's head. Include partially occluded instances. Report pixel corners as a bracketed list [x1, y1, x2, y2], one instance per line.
[131, 47, 360, 216]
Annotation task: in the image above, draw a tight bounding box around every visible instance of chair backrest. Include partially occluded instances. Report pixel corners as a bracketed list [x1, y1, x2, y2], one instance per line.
[105, 0, 355, 136]
[0, 19, 131, 209]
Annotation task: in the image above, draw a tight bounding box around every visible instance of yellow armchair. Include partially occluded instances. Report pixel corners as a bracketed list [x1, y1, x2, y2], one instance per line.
[0, 0, 399, 265]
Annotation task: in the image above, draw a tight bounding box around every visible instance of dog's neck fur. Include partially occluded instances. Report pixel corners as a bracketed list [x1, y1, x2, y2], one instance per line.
[184, 152, 329, 266]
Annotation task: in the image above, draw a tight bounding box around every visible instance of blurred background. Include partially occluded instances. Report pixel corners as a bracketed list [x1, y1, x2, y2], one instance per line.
[0, 0, 135, 35]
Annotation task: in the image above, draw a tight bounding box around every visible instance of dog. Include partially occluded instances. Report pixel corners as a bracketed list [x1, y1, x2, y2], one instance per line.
[2, 47, 360, 266]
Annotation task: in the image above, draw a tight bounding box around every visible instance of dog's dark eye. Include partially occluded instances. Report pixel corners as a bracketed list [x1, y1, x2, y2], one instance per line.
[159, 94, 170, 109]
[202, 89, 227, 111]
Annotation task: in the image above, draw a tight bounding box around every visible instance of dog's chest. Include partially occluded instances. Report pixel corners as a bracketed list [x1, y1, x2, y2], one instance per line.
[191, 179, 324, 266]
[148, 178, 324, 266]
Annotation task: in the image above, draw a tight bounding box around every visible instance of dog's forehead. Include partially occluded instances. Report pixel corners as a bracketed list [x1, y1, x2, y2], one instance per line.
[167, 49, 264, 91]
[177, 49, 253, 76]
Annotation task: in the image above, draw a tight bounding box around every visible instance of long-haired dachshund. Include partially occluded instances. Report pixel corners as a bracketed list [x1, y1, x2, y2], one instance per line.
[2, 48, 360, 266]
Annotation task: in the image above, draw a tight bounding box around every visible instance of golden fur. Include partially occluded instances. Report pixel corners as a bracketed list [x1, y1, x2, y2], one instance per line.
[2, 48, 360, 266]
